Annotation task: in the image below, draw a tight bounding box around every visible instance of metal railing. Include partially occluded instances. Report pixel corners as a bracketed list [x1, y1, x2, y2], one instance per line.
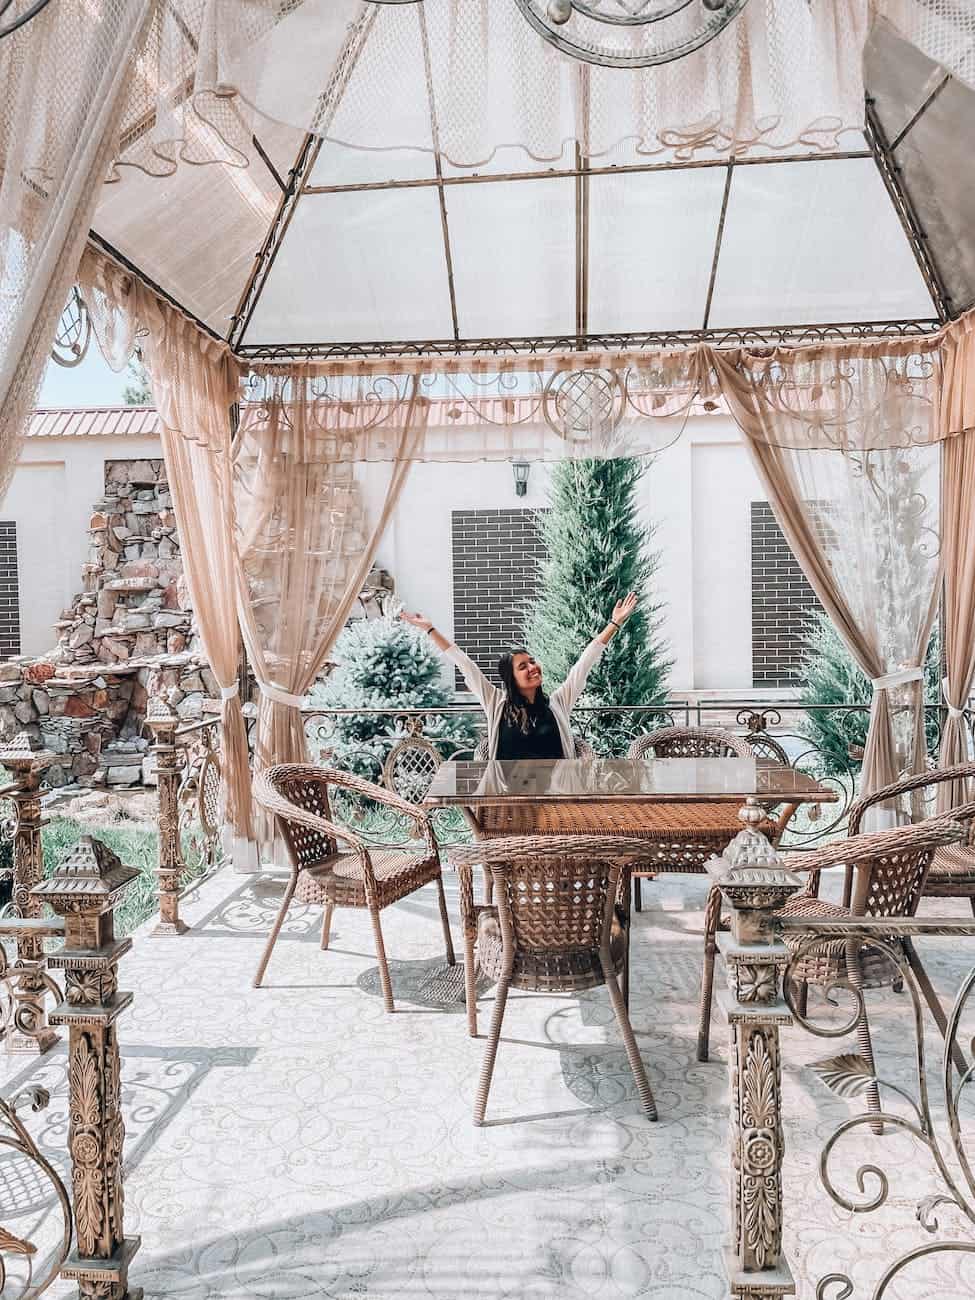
[709, 822, 975, 1300]
[145, 709, 224, 936]
[298, 699, 971, 848]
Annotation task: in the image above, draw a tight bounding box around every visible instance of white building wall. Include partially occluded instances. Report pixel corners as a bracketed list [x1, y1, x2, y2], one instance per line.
[367, 413, 767, 695]
[4, 418, 773, 691]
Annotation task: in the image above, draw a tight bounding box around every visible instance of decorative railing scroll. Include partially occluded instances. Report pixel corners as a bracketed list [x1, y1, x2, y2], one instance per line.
[779, 915, 975, 1300]
[711, 807, 975, 1300]
[145, 701, 225, 936]
[0, 1082, 71, 1300]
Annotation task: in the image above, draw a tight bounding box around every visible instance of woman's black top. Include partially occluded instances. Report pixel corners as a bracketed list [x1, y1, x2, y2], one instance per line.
[496, 697, 565, 761]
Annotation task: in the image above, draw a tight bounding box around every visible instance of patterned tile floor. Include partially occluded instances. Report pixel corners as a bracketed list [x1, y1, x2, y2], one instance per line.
[2, 865, 974, 1299]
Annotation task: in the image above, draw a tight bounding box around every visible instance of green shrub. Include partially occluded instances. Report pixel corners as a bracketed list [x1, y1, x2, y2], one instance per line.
[308, 615, 480, 778]
[798, 608, 940, 775]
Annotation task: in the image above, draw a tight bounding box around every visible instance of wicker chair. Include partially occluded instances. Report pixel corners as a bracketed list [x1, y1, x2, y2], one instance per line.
[846, 762, 975, 914]
[448, 835, 657, 1125]
[253, 764, 455, 1010]
[382, 735, 444, 804]
[697, 819, 968, 1112]
[624, 727, 795, 911]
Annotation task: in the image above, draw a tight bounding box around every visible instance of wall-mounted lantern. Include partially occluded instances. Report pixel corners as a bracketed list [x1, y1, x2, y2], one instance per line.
[512, 461, 531, 497]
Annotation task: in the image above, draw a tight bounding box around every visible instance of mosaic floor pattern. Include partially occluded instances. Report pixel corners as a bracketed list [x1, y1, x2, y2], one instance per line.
[2, 864, 974, 1299]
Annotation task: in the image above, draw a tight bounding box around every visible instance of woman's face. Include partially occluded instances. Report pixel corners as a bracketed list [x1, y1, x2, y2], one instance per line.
[511, 652, 543, 693]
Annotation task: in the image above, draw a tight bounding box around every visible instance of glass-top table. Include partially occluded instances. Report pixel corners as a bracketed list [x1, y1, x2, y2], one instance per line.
[423, 757, 839, 808]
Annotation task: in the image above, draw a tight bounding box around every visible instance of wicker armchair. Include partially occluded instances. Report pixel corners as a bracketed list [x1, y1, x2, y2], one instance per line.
[253, 764, 455, 1010]
[846, 762, 975, 913]
[624, 727, 794, 911]
[448, 835, 657, 1125]
[697, 819, 968, 1112]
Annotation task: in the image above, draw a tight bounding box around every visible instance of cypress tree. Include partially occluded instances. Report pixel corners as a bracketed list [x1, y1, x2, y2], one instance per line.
[523, 457, 671, 752]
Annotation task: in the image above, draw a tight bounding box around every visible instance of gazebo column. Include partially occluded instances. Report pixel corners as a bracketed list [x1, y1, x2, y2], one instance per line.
[0, 732, 59, 1053]
[146, 695, 188, 935]
[33, 835, 142, 1300]
[707, 802, 803, 1300]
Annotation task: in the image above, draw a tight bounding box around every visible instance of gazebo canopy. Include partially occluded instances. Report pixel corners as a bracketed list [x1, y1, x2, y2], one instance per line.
[86, 3, 975, 361]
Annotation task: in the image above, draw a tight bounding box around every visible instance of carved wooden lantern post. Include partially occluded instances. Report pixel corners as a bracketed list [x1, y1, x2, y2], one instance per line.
[0, 730, 58, 1053]
[706, 799, 803, 1300]
[32, 835, 142, 1300]
[145, 694, 187, 936]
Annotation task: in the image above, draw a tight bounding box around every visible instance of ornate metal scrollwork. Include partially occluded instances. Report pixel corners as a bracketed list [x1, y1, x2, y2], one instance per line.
[0, 1081, 72, 1299]
[177, 721, 224, 878]
[0, 0, 56, 41]
[786, 928, 975, 1297]
[50, 288, 91, 370]
[514, 0, 750, 69]
[543, 368, 625, 445]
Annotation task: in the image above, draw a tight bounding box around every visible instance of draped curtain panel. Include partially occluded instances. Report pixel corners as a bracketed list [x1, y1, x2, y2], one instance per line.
[710, 347, 944, 809]
[91, 2, 975, 184]
[77, 248, 256, 864]
[0, 0, 153, 499]
[936, 303, 975, 808]
[233, 375, 426, 842]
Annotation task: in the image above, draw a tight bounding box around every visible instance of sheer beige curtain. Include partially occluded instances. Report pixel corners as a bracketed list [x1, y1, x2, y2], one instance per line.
[937, 314, 975, 808]
[77, 248, 255, 865]
[0, 1, 153, 498]
[711, 346, 943, 808]
[233, 373, 427, 807]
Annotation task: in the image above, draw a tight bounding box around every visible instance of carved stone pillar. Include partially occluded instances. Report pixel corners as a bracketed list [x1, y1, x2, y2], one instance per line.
[145, 696, 187, 936]
[32, 835, 142, 1300]
[0, 732, 58, 1053]
[707, 802, 803, 1300]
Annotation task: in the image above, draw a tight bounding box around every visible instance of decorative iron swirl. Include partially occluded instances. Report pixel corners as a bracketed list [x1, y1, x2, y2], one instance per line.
[514, 0, 751, 70]
[784, 926, 975, 1295]
[0, 1082, 72, 1299]
[0, 0, 55, 41]
[50, 288, 91, 369]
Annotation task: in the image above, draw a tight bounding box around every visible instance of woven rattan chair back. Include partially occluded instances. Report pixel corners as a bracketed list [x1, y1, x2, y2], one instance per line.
[847, 761, 975, 837]
[744, 731, 791, 766]
[382, 736, 443, 804]
[473, 734, 595, 761]
[263, 766, 335, 870]
[496, 857, 615, 956]
[628, 727, 752, 761]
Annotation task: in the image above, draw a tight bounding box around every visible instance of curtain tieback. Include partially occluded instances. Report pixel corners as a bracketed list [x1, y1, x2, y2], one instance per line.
[259, 681, 305, 709]
[941, 675, 965, 719]
[870, 667, 924, 692]
[220, 682, 240, 701]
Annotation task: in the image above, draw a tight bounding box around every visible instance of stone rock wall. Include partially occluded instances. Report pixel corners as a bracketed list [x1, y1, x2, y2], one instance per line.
[0, 653, 220, 788]
[54, 458, 193, 667]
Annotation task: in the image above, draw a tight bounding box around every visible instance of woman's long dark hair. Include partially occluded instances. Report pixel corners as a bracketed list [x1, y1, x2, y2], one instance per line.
[498, 648, 547, 734]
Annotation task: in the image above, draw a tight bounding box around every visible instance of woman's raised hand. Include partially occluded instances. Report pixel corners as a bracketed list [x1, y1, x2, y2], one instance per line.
[611, 592, 639, 625]
[400, 610, 434, 632]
